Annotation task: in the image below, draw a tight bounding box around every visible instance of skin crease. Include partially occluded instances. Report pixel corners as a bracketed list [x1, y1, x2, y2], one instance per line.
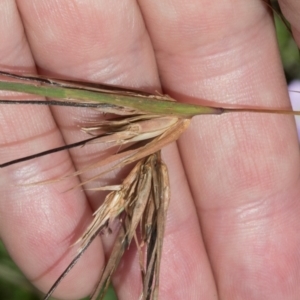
[0, 0, 300, 299]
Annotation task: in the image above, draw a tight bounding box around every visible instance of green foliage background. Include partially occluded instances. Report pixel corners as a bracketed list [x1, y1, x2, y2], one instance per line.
[274, 12, 300, 81]
[0, 3, 299, 300]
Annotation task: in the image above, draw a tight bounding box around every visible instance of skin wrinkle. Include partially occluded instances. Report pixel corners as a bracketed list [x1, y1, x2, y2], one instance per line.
[158, 144, 217, 299]
[161, 144, 217, 299]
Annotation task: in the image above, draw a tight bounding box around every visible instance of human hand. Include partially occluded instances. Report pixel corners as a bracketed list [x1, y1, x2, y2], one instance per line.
[1, 1, 300, 299]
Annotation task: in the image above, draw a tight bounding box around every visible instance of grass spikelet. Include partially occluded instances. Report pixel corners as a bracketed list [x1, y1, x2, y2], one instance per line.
[43, 151, 169, 300]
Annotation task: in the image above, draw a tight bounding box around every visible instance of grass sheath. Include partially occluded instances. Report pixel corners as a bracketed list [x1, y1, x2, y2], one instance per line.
[0, 70, 299, 300]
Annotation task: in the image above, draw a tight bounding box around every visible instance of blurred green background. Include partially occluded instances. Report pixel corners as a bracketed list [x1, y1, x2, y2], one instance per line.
[273, 2, 300, 81]
[0, 2, 299, 300]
